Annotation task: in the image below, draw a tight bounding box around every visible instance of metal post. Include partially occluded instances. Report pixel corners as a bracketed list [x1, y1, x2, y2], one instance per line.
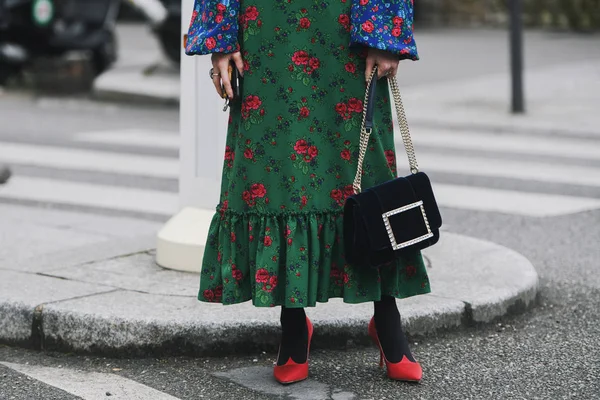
[509, 0, 525, 113]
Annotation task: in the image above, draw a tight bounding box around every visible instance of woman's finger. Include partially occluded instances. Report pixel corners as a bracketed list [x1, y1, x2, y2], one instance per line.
[211, 58, 224, 97]
[219, 58, 234, 99]
[365, 55, 375, 83]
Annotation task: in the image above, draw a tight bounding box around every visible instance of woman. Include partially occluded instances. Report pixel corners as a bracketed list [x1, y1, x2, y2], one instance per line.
[185, 0, 430, 384]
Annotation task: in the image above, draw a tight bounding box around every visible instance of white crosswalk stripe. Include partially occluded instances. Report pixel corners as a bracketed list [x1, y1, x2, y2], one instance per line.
[0, 361, 181, 400]
[0, 127, 599, 218]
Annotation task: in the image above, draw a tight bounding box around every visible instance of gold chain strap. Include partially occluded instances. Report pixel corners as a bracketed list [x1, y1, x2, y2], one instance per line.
[352, 65, 419, 194]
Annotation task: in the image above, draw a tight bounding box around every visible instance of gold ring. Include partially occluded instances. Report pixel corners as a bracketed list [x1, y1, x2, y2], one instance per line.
[209, 68, 221, 79]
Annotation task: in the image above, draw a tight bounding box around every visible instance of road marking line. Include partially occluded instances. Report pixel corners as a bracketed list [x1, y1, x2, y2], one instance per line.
[0, 141, 178, 178]
[406, 128, 600, 160]
[0, 176, 178, 215]
[74, 129, 179, 150]
[434, 183, 600, 217]
[0, 362, 181, 400]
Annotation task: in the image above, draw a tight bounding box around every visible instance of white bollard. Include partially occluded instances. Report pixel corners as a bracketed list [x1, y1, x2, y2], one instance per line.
[155, 0, 228, 273]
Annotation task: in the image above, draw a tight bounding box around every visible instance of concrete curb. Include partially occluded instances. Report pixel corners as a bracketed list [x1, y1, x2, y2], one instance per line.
[0, 232, 538, 357]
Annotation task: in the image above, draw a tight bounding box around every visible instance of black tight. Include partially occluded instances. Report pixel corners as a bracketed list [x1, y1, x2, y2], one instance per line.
[277, 306, 308, 365]
[277, 296, 415, 365]
[373, 295, 415, 363]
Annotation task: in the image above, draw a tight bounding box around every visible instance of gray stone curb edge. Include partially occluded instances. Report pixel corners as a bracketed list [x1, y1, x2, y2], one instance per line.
[0, 232, 539, 358]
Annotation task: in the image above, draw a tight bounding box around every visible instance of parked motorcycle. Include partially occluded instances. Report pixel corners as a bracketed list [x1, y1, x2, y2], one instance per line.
[0, 0, 120, 84]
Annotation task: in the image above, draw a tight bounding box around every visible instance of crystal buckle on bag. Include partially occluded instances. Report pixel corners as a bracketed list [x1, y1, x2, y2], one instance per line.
[382, 201, 434, 250]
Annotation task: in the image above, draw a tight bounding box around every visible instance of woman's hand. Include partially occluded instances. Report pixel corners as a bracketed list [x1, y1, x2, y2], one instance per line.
[365, 48, 399, 82]
[211, 51, 244, 99]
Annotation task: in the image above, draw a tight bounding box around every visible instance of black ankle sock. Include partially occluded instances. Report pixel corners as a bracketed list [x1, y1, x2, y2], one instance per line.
[277, 307, 308, 365]
[373, 295, 415, 363]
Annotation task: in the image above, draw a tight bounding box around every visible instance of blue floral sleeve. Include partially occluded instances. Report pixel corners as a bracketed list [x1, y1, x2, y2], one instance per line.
[185, 0, 240, 56]
[349, 0, 419, 60]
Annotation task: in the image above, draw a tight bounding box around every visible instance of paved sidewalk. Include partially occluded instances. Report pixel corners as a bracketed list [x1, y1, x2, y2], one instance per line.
[0, 204, 538, 356]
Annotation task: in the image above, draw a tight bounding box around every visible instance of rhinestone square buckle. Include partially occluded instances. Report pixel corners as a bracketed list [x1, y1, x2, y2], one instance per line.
[382, 200, 434, 250]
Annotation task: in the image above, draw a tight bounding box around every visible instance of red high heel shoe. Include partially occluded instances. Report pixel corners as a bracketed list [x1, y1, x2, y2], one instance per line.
[368, 316, 422, 382]
[273, 317, 313, 384]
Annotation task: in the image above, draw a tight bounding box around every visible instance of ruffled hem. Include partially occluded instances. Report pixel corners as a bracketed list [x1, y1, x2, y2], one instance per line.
[197, 209, 431, 308]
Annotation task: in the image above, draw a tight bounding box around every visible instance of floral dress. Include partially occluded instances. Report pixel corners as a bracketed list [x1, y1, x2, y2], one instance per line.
[185, 0, 430, 308]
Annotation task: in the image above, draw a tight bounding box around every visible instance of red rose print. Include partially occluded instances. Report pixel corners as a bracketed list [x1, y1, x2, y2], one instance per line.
[345, 62, 356, 73]
[343, 273, 350, 284]
[299, 17, 310, 29]
[217, 251, 222, 262]
[340, 149, 351, 160]
[224, 146, 234, 161]
[203, 289, 215, 301]
[233, 269, 243, 281]
[391, 27, 401, 37]
[292, 50, 310, 65]
[406, 265, 417, 277]
[294, 139, 308, 154]
[191, 10, 199, 21]
[245, 6, 258, 21]
[308, 57, 320, 69]
[260, 109, 265, 116]
[264, 236, 273, 246]
[301, 195, 308, 207]
[335, 102, 347, 116]
[348, 97, 363, 113]
[290, 153, 297, 161]
[287, 238, 293, 245]
[308, 146, 318, 158]
[299, 106, 310, 118]
[244, 148, 254, 159]
[269, 275, 278, 288]
[242, 191, 252, 202]
[205, 37, 216, 50]
[285, 225, 291, 237]
[361, 20, 374, 33]
[384, 150, 395, 166]
[230, 232, 236, 242]
[343, 184, 354, 197]
[250, 183, 267, 198]
[215, 14, 223, 23]
[330, 189, 343, 201]
[245, 95, 262, 110]
[214, 285, 223, 300]
[393, 16, 404, 26]
[216, 3, 226, 13]
[360, 0, 369, 5]
[338, 14, 350, 26]
[288, 64, 295, 72]
[256, 268, 269, 283]
[303, 154, 312, 162]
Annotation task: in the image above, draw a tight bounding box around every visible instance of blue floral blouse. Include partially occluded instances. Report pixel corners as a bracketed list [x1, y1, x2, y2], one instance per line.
[185, 0, 418, 60]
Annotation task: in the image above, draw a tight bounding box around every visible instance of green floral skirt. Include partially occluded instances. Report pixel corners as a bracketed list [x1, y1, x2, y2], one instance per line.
[198, 0, 431, 307]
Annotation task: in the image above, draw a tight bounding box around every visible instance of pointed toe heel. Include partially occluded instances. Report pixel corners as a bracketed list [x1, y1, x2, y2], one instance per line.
[368, 316, 422, 383]
[273, 317, 313, 384]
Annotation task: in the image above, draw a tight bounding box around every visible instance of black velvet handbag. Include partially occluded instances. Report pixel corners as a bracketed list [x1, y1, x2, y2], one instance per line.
[343, 65, 442, 269]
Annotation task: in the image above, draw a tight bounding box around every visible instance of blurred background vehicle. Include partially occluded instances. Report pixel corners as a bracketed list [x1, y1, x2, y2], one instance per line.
[0, 0, 120, 84]
[124, 0, 181, 65]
